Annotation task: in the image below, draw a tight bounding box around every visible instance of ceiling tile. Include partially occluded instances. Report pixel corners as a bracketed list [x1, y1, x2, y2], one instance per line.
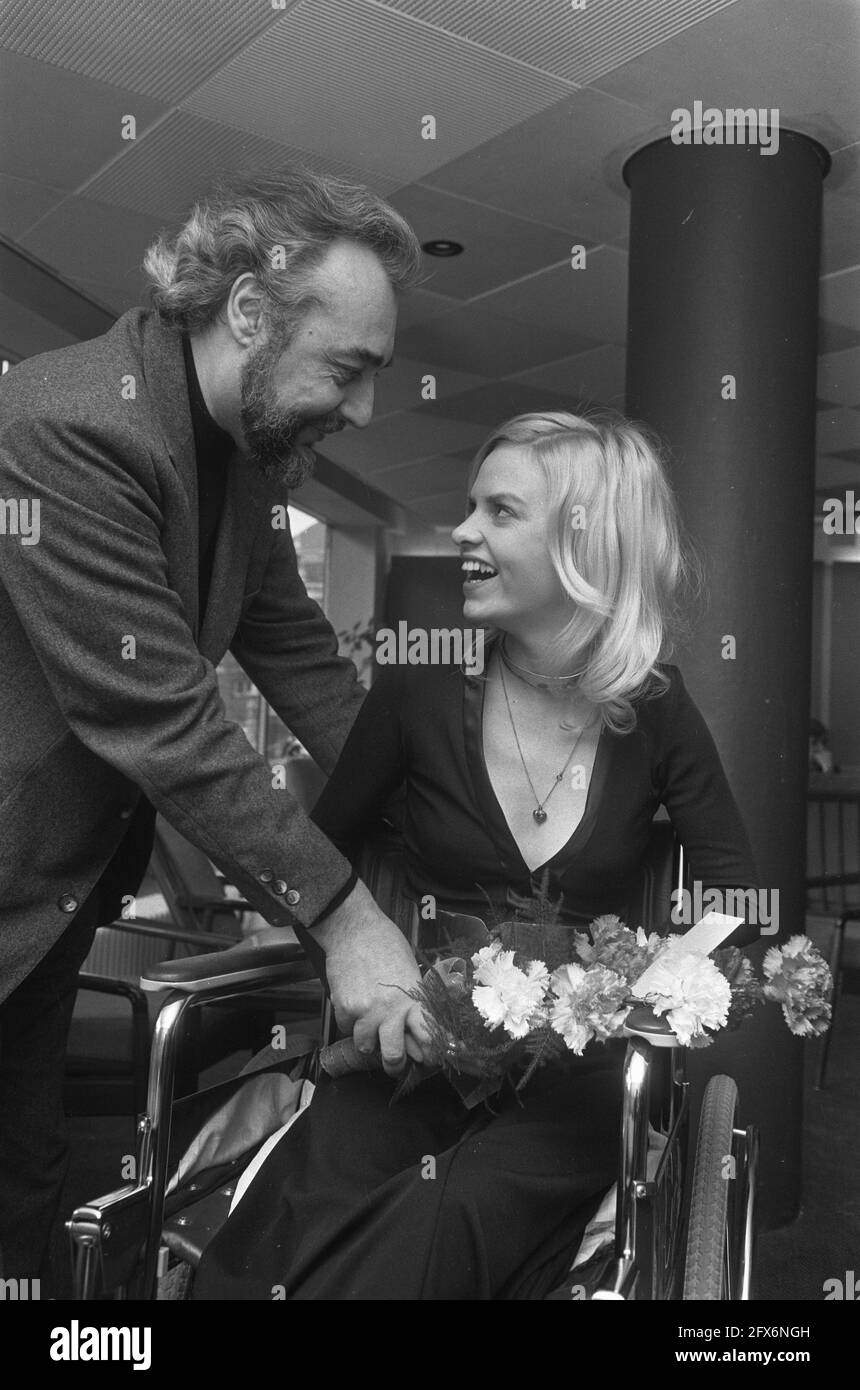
[820, 270, 860, 334]
[82, 110, 396, 224]
[0, 0, 285, 104]
[374, 357, 491, 421]
[19, 196, 164, 308]
[60, 276, 144, 317]
[408, 488, 471, 527]
[424, 380, 576, 429]
[422, 88, 647, 242]
[0, 292, 80, 359]
[592, 0, 860, 151]
[319, 409, 487, 477]
[507, 343, 627, 410]
[0, 51, 165, 192]
[182, 0, 572, 187]
[390, 184, 576, 300]
[395, 286, 459, 332]
[483, 247, 628, 345]
[818, 347, 860, 405]
[818, 315, 860, 355]
[821, 191, 860, 275]
[0, 173, 67, 241]
[395, 300, 600, 376]
[373, 452, 473, 501]
[828, 142, 860, 201]
[385, 0, 741, 87]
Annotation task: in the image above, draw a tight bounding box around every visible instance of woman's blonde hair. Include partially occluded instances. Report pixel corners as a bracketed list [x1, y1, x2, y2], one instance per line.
[468, 410, 700, 734]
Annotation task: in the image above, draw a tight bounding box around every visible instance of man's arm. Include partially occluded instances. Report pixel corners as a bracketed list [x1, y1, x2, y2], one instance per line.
[0, 414, 429, 1070]
[0, 415, 354, 932]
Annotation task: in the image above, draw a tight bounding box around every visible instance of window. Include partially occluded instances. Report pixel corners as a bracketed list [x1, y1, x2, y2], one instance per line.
[216, 506, 328, 762]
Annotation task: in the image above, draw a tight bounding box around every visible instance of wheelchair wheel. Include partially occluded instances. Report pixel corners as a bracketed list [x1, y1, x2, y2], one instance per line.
[683, 1075, 742, 1300]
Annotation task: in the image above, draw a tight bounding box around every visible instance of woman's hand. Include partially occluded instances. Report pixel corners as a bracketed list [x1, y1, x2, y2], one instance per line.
[312, 880, 433, 1076]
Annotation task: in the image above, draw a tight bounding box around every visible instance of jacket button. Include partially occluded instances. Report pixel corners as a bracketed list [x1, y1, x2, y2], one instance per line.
[286, 889, 301, 907]
[118, 805, 134, 820]
[273, 879, 288, 895]
[58, 893, 79, 913]
[258, 869, 274, 884]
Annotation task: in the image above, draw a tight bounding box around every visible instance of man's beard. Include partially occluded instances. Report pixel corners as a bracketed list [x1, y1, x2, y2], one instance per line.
[239, 332, 342, 489]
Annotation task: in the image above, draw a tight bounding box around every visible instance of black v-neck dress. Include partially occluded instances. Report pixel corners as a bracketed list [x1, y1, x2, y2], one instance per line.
[193, 655, 757, 1301]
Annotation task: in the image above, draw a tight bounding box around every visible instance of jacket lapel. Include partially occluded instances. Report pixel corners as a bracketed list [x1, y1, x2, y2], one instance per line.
[139, 312, 200, 637]
[137, 311, 272, 660]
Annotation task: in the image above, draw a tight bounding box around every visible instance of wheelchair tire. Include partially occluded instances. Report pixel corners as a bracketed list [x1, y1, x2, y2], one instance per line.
[683, 1075, 739, 1300]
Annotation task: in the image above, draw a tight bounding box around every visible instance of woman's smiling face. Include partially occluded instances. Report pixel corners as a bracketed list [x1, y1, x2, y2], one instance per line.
[451, 444, 571, 637]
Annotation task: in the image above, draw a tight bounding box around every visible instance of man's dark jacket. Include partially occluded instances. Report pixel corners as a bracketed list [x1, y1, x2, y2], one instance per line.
[0, 308, 364, 1001]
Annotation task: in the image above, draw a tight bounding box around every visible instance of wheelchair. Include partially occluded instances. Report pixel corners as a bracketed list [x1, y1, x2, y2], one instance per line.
[66, 823, 758, 1301]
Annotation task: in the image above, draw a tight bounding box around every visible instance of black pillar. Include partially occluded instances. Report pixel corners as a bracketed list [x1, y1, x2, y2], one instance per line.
[624, 132, 829, 1229]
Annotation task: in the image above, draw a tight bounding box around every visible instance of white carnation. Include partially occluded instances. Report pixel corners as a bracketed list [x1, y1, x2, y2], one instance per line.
[471, 944, 550, 1039]
[633, 949, 731, 1047]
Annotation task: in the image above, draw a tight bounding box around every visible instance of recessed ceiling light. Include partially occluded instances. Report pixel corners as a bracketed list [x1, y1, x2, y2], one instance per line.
[422, 239, 464, 257]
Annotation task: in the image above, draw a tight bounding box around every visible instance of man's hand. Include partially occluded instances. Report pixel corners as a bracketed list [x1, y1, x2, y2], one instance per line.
[311, 879, 432, 1076]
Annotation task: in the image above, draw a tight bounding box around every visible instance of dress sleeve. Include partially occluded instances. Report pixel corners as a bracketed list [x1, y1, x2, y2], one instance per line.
[310, 665, 407, 859]
[652, 669, 760, 946]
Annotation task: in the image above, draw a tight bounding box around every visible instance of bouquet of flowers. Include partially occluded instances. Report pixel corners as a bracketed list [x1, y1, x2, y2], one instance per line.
[386, 897, 833, 1107]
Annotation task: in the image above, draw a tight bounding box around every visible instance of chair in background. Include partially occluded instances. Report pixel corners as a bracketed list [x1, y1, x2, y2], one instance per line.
[805, 780, 860, 1087]
[67, 815, 320, 1118]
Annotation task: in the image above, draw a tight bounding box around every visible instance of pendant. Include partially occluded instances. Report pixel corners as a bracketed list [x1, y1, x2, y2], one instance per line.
[533, 808, 548, 824]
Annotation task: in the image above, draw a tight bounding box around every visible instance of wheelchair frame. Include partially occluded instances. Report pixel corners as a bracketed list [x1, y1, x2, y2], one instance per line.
[590, 1017, 758, 1301]
[67, 824, 758, 1301]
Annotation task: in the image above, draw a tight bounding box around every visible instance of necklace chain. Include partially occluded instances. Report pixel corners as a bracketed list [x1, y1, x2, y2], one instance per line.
[497, 656, 594, 824]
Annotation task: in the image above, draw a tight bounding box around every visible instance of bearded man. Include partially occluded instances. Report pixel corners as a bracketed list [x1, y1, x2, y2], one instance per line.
[0, 168, 432, 1286]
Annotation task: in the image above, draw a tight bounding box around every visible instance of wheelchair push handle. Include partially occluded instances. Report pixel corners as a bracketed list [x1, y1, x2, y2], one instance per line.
[319, 1037, 383, 1077]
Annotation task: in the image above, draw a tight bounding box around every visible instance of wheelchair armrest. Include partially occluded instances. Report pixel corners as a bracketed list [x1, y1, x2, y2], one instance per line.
[623, 1004, 681, 1048]
[140, 940, 317, 995]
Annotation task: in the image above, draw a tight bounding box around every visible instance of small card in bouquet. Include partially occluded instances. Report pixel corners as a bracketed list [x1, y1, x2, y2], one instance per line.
[631, 912, 743, 998]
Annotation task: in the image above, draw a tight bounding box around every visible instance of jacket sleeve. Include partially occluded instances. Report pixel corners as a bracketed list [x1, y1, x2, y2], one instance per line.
[229, 522, 364, 777]
[653, 668, 760, 947]
[0, 411, 357, 932]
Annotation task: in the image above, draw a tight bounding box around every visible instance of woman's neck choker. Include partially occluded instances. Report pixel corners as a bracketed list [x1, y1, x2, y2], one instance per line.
[498, 637, 586, 690]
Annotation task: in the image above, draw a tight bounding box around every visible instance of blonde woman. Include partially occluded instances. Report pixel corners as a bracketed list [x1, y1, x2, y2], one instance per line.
[194, 411, 757, 1301]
